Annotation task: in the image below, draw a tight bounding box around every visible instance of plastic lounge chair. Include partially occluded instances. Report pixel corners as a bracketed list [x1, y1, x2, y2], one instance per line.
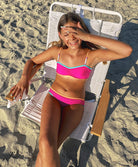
[6, 2, 123, 143]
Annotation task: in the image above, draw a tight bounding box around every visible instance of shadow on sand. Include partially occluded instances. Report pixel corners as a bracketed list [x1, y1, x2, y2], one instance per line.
[59, 19, 138, 167]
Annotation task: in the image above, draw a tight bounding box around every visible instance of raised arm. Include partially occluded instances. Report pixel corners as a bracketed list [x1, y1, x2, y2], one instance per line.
[84, 34, 132, 64]
[63, 24, 132, 66]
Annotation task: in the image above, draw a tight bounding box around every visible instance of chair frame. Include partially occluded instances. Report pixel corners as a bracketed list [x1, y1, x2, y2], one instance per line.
[6, 2, 123, 142]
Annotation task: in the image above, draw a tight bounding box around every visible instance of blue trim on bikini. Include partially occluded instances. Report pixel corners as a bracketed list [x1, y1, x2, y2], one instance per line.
[49, 92, 53, 96]
[57, 61, 92, 70]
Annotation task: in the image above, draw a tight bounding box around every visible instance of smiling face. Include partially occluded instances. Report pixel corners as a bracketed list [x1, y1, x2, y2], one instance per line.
[59, 22, 82, 50]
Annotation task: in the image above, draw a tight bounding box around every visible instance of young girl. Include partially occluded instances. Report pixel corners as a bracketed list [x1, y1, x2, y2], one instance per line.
[10, 12, 132, 167]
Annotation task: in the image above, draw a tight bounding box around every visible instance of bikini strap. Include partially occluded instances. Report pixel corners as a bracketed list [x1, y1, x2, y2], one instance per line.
[84, 57, 88, 65]
[84, 50, 90, 65]
[57, 48, 62, 61]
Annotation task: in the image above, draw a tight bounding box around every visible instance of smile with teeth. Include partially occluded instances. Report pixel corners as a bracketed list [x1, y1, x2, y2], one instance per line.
[69, 40, 79, 46]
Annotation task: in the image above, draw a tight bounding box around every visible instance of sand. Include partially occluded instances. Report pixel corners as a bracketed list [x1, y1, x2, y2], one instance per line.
[0, 0, 138, 166]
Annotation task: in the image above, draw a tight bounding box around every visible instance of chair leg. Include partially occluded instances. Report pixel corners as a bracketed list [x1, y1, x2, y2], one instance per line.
[91, 79, 110, 136]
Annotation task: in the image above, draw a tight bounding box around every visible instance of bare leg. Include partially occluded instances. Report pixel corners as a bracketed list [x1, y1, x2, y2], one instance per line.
[57, 104, 84, 148]
[35, 153, 41, 167]
[35, 94, 61, 167]
[35, 97, 84, 166]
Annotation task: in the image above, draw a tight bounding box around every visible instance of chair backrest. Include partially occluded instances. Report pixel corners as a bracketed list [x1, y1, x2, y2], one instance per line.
[43, 2, 122, 100]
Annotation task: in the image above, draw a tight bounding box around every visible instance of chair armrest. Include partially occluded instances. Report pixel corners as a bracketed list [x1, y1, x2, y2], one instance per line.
[91, 79, 110, 136]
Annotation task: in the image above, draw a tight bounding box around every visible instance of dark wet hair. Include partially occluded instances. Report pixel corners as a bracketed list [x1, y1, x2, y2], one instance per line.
[49, 12, 100, 50]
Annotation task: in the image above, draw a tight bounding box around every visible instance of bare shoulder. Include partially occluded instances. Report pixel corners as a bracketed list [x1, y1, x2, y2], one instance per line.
[32, 46, 61, 64]
[43, 46, 61, 59]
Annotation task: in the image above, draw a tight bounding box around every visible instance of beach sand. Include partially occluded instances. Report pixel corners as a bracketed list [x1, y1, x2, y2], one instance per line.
[0, 0, 138, 166]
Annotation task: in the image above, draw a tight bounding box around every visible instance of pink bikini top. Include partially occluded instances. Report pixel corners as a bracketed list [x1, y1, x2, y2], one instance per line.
[56, 49, 94, 79]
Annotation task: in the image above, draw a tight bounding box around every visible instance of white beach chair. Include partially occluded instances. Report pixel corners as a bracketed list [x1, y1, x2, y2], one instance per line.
[6, 2, 122, 142]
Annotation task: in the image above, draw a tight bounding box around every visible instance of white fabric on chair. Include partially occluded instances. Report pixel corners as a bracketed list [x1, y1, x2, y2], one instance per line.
[14, 2, 122, 142]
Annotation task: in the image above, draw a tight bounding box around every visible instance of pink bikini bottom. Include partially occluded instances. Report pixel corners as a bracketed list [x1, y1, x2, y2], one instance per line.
[49, 88, 85, 107]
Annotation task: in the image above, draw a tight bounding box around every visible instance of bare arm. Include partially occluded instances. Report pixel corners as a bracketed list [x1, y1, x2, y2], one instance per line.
[63, 24, 132, 65]
[21, 59, 37, 81]
[84, 34, 132, 67]
[8, 59, 36, 100]
[84, 34, 132, 64]
[8, 46, 59, 100]
[86, 34, 132, 56]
